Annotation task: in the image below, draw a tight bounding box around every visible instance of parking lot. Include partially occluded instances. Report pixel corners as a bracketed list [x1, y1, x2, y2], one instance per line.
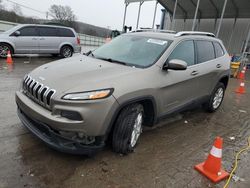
[0, 54, 249, 188]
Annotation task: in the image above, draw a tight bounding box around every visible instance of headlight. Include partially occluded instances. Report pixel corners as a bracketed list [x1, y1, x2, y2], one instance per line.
[62, 89, 113, 100]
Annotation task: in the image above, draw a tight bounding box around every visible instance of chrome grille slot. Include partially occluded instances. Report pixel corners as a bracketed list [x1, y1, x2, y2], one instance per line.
[30, 81, 37, 95]
[46, 90, 55, 106]
[34, 84, 41, 98]
[40, 87, 48, 102]
[27, 78, 33, 89]
[22, 75, 56, 110]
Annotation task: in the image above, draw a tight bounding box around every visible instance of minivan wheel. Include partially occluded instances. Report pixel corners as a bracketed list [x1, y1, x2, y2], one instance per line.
[112, 104, 144, 154]
[0, 43, 12, 58]
[60, 46, 73, 58]
[204, 82, 225, 112]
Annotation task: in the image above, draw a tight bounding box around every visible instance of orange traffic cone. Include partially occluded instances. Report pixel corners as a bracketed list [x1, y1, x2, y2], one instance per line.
[6, 51, 13, 64]
[194, 137, 229, 183]
[237, 70, 245, 80]
[235, 81, 246, 94]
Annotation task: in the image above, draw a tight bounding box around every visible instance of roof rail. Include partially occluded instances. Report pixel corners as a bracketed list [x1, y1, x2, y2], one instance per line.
[175, 31, 215, 37]
[132, 29, 176, 34]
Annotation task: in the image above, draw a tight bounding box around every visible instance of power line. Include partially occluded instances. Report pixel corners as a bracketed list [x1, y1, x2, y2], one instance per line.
[4, 0, 52, 18]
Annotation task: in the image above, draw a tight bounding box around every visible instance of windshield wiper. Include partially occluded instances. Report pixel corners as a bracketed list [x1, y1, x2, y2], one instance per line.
[84, 50, 95, 57]
[97, 57, 128, 66]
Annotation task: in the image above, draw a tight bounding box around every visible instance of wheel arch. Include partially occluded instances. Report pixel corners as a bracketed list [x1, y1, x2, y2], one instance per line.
[59, 43, 74, 53]
[106, 96, 157, 140]
[219, 75, 229, 89]
[0, 42, 15, 53]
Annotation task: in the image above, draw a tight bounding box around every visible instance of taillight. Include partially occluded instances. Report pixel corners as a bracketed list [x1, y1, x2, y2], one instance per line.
[77, 36, 80, 45]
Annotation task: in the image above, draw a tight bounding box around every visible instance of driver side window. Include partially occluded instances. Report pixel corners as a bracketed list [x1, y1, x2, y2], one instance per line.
[168, 40, 195, 66]
[19, 27, 38, 37]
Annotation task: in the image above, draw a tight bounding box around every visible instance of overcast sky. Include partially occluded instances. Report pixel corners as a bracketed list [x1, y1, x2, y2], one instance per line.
[2, 0, 164, 30]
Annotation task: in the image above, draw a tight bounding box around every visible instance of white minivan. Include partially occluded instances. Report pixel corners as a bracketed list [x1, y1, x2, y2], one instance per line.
[0, 24, 81, 58]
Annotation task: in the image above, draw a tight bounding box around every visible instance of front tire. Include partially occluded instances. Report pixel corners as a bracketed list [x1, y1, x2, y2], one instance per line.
[60, 45, 73, 58]
[0, 43, 13, 58]
[112, 104, 144, 154]
[204, 82, 225, 112]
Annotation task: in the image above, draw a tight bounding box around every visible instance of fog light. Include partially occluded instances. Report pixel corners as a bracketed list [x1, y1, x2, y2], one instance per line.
[61, 110, 82, 121]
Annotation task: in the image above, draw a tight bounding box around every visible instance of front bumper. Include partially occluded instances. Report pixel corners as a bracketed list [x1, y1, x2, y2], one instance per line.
[17, 108, 104, 155]
[16, 91, 119, 136]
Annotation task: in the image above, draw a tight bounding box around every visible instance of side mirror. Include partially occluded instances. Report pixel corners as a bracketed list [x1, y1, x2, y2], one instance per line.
[14, 31, 20, 37]
[163, 59, 187, 71]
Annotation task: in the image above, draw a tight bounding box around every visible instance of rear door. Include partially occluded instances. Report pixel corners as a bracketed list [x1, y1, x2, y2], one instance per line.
[158, 40, 201, 116]
[13, 26, 39, 54]
[193, 40, 219, 98]
[37, 26, 61, 54]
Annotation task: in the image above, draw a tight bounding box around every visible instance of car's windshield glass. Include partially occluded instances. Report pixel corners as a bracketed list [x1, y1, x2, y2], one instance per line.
[92, 35, 171, 68]
[2, 25, 20, 34]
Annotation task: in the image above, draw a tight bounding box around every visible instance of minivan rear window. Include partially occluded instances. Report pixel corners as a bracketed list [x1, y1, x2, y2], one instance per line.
[58, 28, 75, 37]
[196, 41, 215, 64]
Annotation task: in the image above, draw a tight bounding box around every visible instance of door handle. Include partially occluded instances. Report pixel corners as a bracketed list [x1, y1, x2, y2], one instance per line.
[216, 64, 221, 68]
[40, 38, 45, 40]
[191, 70, 199, 76]
[32, 38, 37, 40]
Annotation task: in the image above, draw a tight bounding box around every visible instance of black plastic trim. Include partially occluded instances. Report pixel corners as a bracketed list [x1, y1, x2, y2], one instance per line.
[17, 108, 104, 156]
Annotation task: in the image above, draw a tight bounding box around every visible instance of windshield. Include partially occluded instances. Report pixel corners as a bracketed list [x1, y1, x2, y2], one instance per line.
[2, 25, 21, 34]
[92, 35, 171, 68]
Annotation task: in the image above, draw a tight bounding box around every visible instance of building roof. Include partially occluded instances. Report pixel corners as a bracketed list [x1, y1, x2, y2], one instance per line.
[158, 0, 250, 19]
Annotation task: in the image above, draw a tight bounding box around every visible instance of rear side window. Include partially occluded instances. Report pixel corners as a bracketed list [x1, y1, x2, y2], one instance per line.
[196, 41, 215, 63]
[168, 40, 195, 66]
[18, 27, 38, 36]
[58, 28, 75, 37]
[38, 27, 58, 37]
[213, 42, 224, 58]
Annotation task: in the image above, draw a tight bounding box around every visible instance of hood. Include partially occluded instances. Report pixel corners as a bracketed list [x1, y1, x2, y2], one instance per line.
[0, 33, 8, 38]
[29, 55, 141, 95]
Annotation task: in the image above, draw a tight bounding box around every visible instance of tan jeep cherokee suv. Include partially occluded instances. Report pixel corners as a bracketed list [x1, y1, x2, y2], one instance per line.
[16, 30, 230, 156]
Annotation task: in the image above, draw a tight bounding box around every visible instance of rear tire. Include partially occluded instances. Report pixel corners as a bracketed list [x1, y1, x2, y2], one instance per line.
[0, 43, 13, 58]
[112, 104, 144, 154]
[203, 82, 225, 112]
[60, 45, 73, 58]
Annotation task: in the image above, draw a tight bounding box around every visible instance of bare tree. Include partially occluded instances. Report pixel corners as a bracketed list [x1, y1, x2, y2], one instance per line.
[49, 5, 76, 23]
[0, 0, 4, 10]
[12, 3, 22, 16]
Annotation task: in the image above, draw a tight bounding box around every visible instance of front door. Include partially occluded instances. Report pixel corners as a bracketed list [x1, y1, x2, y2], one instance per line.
[158, 40, 200, 116]
[13, 26, 39, 54]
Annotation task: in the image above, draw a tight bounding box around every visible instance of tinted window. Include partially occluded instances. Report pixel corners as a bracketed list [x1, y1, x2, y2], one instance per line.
[19, 27, 38, 36]
[168, 40, 195, 66]
[196, 41, 215, 63]
[38, 27, 58, 37]
[58, 28, 75, 37]
[213, 42, 224, 58]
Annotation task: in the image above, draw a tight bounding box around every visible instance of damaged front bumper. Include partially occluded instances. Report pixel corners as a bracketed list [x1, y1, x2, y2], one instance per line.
[17, 108, 105, 156]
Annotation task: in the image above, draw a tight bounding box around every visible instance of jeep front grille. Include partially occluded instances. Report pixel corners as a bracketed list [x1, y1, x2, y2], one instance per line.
[23, 75, 56, 110]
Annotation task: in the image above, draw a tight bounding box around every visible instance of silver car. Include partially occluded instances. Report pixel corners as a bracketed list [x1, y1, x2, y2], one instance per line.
[16, 30, 230, 156]
[0, 24, 81, 58]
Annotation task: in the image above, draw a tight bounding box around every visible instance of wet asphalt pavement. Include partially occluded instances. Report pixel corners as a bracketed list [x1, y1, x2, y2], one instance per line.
[0, 53, 249, 188]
